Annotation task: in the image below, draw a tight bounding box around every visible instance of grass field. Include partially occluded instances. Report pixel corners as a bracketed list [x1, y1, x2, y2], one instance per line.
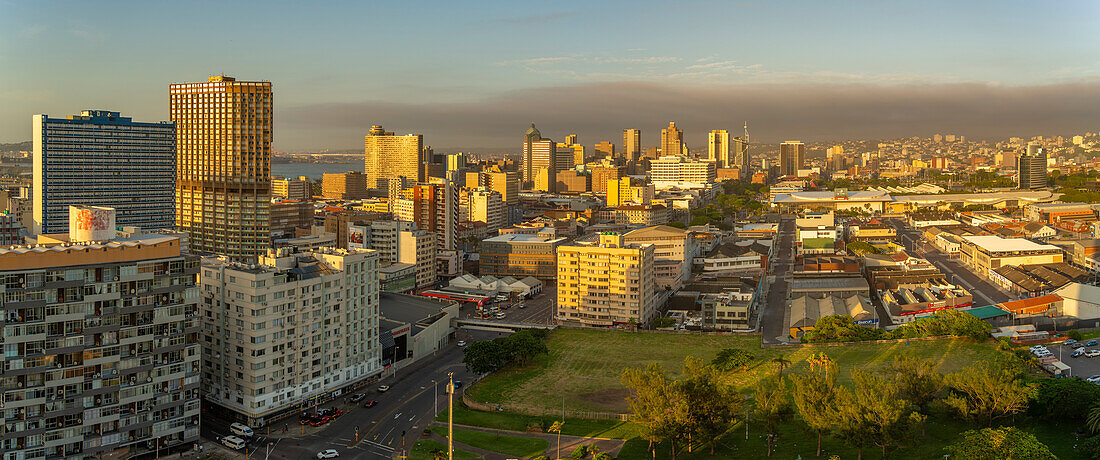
[408, 439, 478, 460]
[468, 329, 1005, 414]
[436, 402, 642, 439]
[428, 426, 549, 457]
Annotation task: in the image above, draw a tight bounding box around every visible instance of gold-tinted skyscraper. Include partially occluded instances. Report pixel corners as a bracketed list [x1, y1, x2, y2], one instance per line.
[170, 75, 272, 261]
[660, 122, 683, 156]
[707, 129, 730, 168]
[622, 129, 641, 161]
[364, 124, 423, 193]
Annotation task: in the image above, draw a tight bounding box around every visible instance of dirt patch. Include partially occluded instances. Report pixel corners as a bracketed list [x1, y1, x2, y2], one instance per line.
[577, 388, 631, 412]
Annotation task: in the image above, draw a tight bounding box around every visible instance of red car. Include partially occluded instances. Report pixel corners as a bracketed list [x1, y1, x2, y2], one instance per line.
[309, 416, 331, 427]
[362, 400, 377, 408]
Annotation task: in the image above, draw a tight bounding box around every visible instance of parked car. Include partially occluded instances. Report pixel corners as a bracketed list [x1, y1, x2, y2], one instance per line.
[378, 385, 390, 393]
[1085, 350, 1100, 358]
[363, 400, 378, 408]
[1064, 339, 1079, 347]
[1087, 375, 1100, 384]
[317, 449, 340, 459]
[1086, 340, 1099, 347]
[1030, 345, 1047, 351]
[453, 380, 463, 389]
[299, 413, 315, 425]
[457, 341, 467, 347]
[518, 303, 526, 309]
[230, 422, 254, 438]
[349, 393, 366, 403]
[321, 408, 343, 418]
[309, 415, 331, 427]
[495, 312, 506, 320]
[1073, 350, 1085, 358]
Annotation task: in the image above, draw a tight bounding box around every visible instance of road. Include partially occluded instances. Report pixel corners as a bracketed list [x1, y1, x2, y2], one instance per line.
[760, 215, 795, 344]
[203, 329, 503, 459]
[892, 222, 1012, 306]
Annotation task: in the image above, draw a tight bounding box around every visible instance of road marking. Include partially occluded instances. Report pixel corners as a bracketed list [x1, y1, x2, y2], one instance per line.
[393, 413, 402, 419]
[408, 415, 416, 421]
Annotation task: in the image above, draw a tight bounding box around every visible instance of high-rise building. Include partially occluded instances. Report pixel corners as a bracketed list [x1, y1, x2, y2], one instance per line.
[1017, 143, 1048, 190]
[731, 136, 750, 179]
[779, 141, 805, 176]
[660, 122, 683, 157]
[364, 124, 423, 192]
[393, 178, 458, 250]
[554, 142, 578, 173]
[322, 171, 369, 200]
[0, 210, 201, 457]
[594, 141, 615, 158]
[200, 247, 381, 425]
[590, 164, 625, 194]
[607, 177, 654, 207]
[272, 176, 312, 201]
[557, 232, 658, 327]
[650, 156, 717, 189]
[33, 110, 175, 235]
[481, 229, 568, 280]
[826, 145, 845, 172]
[461, 187, 507, 234]
[707, 129, 731, 168]
[170, 75, 272, 261]
[269, 198, 313, 236]
[468, 167, 520, 206]
[348, 220, 437, 290]
[624, 225, 697, 290]
[522, 124, 556, 191]
[622, 129, 641, 162]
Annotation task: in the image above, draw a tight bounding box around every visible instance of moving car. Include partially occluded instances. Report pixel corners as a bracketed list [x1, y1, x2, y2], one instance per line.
[453, 380, 463, 389]
[378, 385, 390, 393]
[309, 415, 331, 426]
[221, 436, 247, 450]
[230, 422, 254, 438]
[495, 312, 506, 320]
[349, 393, 365, 403]
[317, 449, 340, 458]
[363, 400, 378, 408]
[457, 340, 467, 347]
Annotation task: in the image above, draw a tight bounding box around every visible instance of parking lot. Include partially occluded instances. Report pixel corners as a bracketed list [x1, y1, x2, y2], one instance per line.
[459, 284, 556, 325]
[1042, 341, 1100, 380]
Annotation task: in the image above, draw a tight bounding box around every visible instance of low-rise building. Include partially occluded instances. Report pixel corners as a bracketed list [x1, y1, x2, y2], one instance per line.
[380, 262, 417, 293]
[557, 233, 658, 328]
[650, 155, 716, 189]
[379, 293, 458, 370]
[845, 218, 896, 243]
[322, 171, 369, 200]
[623, 225, 697, 290]
[880, 282, 973, 325]
[1025, 202, 1096, 224]
[479, 229, 568, 280]
[698, 290, 754, 331]
[272, 176, 312, 201]
[614, 204, 668, 226]
[788, 294, 876, 339]
[989, 262, 1088, 297]
[958, 235, 1064, 277]
[693, 240, 771, 273]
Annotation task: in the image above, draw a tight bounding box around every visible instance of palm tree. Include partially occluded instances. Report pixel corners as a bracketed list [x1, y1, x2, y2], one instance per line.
[772, 354, 792, 377]
[1088, 404, 1100, 433]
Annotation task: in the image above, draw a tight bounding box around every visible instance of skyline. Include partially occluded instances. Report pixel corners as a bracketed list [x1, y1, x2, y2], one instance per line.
[3, 0, 1100, 150]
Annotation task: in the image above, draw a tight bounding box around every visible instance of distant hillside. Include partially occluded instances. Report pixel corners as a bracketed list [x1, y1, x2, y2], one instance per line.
[0, 141, 31, 153]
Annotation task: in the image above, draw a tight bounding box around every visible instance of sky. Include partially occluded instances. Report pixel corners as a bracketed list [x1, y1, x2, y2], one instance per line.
[2, 0, 1099, 152]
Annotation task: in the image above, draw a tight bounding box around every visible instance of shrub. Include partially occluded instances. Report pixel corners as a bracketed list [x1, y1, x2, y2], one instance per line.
[1067, 329, 1084, 341]
[711, 348, 756, 372]
[570, 445, 588, 459]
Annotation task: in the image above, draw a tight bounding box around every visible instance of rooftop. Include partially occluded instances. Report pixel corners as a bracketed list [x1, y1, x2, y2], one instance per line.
[961, 235, 1061, 253]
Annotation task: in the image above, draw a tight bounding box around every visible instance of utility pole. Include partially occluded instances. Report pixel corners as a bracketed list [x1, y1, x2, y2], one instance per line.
[447, 371, 455, 460]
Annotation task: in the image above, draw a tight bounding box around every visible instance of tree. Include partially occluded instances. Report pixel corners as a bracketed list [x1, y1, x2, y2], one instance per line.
[891, 309, 992, 340]
[462, 338, 512, 374]
[753, 376, 793, 457]
[652, 317, 676, 328]
[944, 427, 1056, 460]
[845, 241, 881, 255]
[1031, 378, 1100, 422]
[771, 354, 792, 377]
[944, 363, 1035, 426]
[677, 357, 742, 454]
[1066, 329, 1084, 341]
[846, 370, 916, 458]
[888, 355, 944, 413]
[710, 348, 756, 372]
[792, 355, 838, 456]
[621, 363, 690, 459]
[801, 315, 886, 343]
[507, 329, 549, 366]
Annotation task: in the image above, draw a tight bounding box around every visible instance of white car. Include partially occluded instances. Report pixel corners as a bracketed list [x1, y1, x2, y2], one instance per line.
[317, 449, 340, 459]
[457, 340, 467, 347]
[495, 312, 506, 320]
[1086, 350, 1100, 358]
[1030, 345, 1046, 351]
[1087, 375, 1100, 384]
[377, 385, 390, 392]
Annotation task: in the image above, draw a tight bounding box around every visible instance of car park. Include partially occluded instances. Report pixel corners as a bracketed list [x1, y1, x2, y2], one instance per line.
[317, 449, 340, 458]
[378, 385, 390, 392]
[363, 400, 378, 408]
[349, 393, 365, 403]
[1030, 345, 1046, 351]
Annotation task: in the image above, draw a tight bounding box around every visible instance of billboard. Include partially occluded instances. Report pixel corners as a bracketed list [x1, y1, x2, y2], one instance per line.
[69, 206, 116, 242]
[348, 224, 366, 249]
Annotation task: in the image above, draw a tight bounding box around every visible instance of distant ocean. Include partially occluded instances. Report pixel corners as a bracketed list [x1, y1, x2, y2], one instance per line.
[273, 162, 361, 179]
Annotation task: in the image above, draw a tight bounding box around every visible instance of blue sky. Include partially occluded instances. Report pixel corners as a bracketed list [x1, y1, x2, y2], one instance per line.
[2, 0, 1099, 150]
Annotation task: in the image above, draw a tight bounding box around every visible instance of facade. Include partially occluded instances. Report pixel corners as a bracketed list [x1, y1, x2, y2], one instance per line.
[269, 199, 313, 237]
[480, 230, 567, 280]
[698, 291, 754, 331]
[660, 122, 683, 156]
[392, 178, 458, 251]
[622, 129, 641, 162]
[959, 235, 1064, 276]
[779, 141, 805, 177]
[707, 130, 730, 168]
[33, 110, 175, 235]
[321, 171, 368, 200]
[1017, 143, 1047, 190]
[271, 176, 312, 201]
[594, 141, 615, 158]
[614, 204, 669, 226]
[731, 136, 749, 179]
[772, 190, 892, 212]
[0, 212, 22, 246]
[200, 247, 380, 425]
[0, 223, 201, 458]
[522, 124, 556, 191]
[461, 187, 506, 234]
[606, 177, 654, 207]
[1025, 202, 1095, 224]
[347, 220, 437, 290]
[322, 210, 390, 250]
[590, 165, 624, 194]
[555, 170, 590, 194]
[170, 75, 272, 261]
[364, 125, 423, 192]
[379, 263, 416, 293]
[557, 233, 657, 327]
[623, 225, 696, 290]
[650, 156, 717, 189]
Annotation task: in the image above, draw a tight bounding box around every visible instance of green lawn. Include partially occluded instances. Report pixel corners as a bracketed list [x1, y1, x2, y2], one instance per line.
[436, 402, 641, 439]
[468, 329, 1004, 414]
[429, 426, 549, 458]
[408, 439, 479, 460]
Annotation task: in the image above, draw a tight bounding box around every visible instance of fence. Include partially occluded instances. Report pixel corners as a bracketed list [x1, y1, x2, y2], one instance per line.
[462, 393, 630, 422]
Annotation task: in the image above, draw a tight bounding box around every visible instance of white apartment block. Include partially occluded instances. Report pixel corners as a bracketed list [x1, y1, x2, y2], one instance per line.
[461, 188, 506, 234]
[199, 247, 381, 426]
[557, 233, 658, 328]
[348, 220, 437, 290]
[649, 156, 717, 190]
